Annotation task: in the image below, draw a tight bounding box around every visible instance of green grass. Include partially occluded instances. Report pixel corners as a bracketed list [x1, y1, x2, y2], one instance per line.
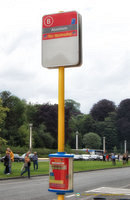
[0, 162, 49, 178]
[0, 160, 130, 179]
[74, 160, 130, 171]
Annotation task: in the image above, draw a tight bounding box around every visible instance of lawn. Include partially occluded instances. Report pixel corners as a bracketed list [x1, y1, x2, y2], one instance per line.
[0, 160, 130, 179]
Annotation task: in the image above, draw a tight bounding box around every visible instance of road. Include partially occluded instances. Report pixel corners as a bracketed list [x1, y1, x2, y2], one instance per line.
[0, 168, 130, 200]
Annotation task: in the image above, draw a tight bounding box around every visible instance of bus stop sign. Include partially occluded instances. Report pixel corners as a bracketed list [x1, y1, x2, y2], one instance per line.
[42, 11, 82, 68]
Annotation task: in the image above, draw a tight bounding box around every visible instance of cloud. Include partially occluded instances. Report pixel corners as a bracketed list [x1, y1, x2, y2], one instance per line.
[0, 0, 130, 114]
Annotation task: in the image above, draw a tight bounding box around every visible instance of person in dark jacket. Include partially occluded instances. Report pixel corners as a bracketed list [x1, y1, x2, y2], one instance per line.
[32, 152, 38, 170]
[4, 152, 11, 175]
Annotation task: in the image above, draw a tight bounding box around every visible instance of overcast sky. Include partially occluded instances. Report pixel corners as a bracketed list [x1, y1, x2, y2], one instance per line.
[0, 0, 130, 114]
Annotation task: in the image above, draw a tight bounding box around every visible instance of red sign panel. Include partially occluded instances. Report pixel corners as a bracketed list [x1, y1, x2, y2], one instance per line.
[49, 157, 73, 191]
[42, 11, 78, 40]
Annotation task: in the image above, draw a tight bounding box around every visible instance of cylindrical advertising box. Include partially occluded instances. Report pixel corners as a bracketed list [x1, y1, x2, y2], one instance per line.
[48, 153, 74, 194]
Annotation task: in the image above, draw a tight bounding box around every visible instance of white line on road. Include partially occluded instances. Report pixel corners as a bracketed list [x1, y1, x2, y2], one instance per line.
[85, 187, 130, 195]
[66, 194, 75, 198]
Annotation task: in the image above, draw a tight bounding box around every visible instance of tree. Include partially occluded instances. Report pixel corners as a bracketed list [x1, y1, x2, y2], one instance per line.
[65, 99, 81, 116]
[33, 124, 54, 148]
[117, 99, 130, 120]
[34, 103, 58, 148]
[0, 91, 27, 146]
[90, 99, 116, 121]
[94, 112, 118, 151]
[0, 137, 7, 146]
[67, 131, 82, 149]
[117, 99, 130, 151]
[83, 132, 101, 149]
[0, 98, 9, 131]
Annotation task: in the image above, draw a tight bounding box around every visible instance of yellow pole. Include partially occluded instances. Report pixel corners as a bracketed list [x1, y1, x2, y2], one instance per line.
[58, 195, 64, 200]
[58, 67, 65, 200]
[58, 67, 65, 153]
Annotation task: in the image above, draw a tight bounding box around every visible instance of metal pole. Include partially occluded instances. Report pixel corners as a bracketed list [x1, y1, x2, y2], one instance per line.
[76, 131, 79, 150]
[58, 67, 65, 200]
[103, 137, 105, 153]
[124, 140, 127, 153]
[29, 123, 33, 152]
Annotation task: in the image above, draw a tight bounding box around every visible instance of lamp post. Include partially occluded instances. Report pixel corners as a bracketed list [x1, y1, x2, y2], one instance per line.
[76, 131, 79, 151]
[124, 140, 127, 154]
[103, 137, 105, 153]
[29, 123, 33, 152]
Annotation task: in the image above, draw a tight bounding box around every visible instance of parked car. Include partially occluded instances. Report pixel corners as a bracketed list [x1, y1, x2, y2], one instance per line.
[73, 154, 82, 161]
[14, 154, 21, 162]
[1, 154, 21, 162]
[89, 154, 100, 161]
[81, 154, 91, 160]
[20, 153, 34, 162]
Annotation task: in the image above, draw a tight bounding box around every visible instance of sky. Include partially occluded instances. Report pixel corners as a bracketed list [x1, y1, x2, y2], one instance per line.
[0, 0, 130, 114]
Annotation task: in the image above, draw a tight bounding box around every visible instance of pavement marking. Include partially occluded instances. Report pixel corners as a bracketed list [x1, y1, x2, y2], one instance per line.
[121, 184, 130, 189]
[66, 194, 75, 198]
[85, 187, 130, 195]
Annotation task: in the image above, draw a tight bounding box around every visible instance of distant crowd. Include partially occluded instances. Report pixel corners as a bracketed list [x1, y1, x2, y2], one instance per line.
[102, 151, 129, 165]
[2, 148, 38, 178]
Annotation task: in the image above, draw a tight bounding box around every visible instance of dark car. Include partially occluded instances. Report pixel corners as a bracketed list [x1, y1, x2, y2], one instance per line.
[1, 154, 21, 162]
[20, 153, 34, 162]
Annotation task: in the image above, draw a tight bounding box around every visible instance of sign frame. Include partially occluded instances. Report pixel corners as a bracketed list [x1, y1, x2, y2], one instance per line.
[42, 11, 82, 69]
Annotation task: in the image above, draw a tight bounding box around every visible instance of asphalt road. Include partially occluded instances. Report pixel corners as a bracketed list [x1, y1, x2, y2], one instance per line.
[0, 168, 130, 200]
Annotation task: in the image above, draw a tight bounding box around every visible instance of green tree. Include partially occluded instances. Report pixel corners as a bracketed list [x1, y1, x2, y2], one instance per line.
[65, 99, 81, 116]
[0, 91, 27, 146]
[117, 99, 130, 151]
[33, 124, 54, 148]
[67, 131, 82, 149]
[17, 124, 29, 147]
[0, 137, 7, 146]
[94, 112, 118, 151]
[0, 98, 9, 131]
[83, 132, 101, 149]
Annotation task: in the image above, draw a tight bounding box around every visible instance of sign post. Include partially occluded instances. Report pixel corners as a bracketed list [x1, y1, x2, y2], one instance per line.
[58, 67, 65, 153]
[42, 11, 82, 200]
[58, 66, 65, 200]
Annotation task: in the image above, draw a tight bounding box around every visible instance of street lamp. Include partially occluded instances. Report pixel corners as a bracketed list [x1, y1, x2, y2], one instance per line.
[124, 140, 127, 153]
[76, 131, 79, 151]
[103, 137, 105, 153]
[29, 123, 33, 152]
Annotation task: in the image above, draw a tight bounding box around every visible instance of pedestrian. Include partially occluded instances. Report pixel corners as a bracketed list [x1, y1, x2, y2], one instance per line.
[111, 153, 116, 165]
[21, 151, 31, 178]
[4, 151, 11, 175]
[123, 153, 126, 165]
[103, 153, 106, 161]
[6, 147, 14, 173]
[126, 151, 129, 164]
[32, 152, 38, 170]
[106, 154, 109, 161]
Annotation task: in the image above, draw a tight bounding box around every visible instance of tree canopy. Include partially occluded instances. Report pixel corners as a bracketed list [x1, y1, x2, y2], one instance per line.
[0, 90, 130, 152]
[90, 99, 116, 121]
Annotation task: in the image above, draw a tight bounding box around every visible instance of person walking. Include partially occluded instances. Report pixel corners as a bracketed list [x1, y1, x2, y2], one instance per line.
[4, 151, 11, 175]
[32, 152, 38, 170]
[6, 148, 14, 173]
[111, 153, 116, 165]
[123, 153, 126, 165]
[126, 151, 129, 164]
[21, 152, 31, 178]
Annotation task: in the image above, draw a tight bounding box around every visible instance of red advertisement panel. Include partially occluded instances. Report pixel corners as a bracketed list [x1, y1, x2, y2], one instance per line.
[49, 157, 69, 190]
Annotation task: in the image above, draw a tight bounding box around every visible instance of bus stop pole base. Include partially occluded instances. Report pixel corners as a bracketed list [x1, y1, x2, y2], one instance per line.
[58, 194, 64, 200]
